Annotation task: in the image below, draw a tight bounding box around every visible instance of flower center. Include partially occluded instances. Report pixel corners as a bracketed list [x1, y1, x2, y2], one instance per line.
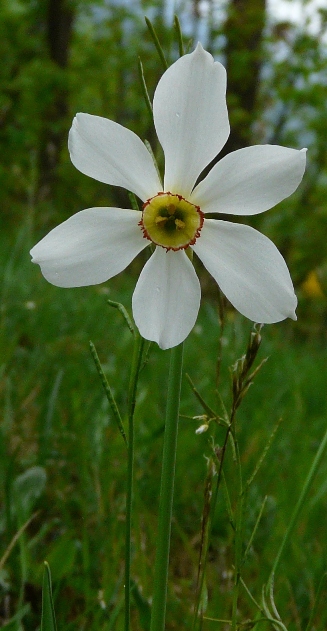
[139, 192, 204, 251]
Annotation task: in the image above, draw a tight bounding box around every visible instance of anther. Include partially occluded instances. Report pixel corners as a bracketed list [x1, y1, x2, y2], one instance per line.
[155, 216, 168, 225]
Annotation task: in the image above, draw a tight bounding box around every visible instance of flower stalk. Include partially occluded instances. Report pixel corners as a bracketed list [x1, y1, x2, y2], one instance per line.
[125, 331, 145, 631]
[150, 342, 184, 631]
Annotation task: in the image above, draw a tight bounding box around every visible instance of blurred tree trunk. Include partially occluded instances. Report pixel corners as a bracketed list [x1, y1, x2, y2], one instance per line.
[221, 0, 266, 156]
[47, 0, 74, 68]
[38, 0, 75, 202]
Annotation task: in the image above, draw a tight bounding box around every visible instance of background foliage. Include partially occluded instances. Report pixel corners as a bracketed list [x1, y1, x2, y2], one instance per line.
[1, 0, 327, 629]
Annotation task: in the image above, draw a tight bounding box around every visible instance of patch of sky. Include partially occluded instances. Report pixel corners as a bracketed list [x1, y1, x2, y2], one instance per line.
[75, 0, 326, 53]
[267, 0, 326, 35]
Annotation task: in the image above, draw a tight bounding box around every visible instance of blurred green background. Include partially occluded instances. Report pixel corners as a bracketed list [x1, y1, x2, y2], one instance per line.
[1, 0, 327, 629]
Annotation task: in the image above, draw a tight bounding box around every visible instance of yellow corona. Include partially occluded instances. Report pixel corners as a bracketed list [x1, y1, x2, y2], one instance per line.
[140, 192, 204, 251]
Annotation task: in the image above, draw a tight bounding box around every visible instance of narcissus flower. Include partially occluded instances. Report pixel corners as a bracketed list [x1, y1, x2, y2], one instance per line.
[30, 44, 306, 349]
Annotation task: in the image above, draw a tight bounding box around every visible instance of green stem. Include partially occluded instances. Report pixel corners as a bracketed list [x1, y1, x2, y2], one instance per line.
[231, 434, 244, 631]
[174, 15, 185, 57]
[125, 332, 144, 631]
[145, 17, 169, 70]
[138, 58, 153, 119]
[150, 342, 184, 631]
[267, 423, 327, 593]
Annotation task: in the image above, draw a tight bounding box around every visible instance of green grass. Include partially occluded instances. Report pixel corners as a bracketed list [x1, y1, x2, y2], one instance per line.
[1, 224, 327, 630]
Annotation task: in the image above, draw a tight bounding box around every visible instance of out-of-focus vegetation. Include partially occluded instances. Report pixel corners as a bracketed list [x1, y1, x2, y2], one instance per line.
[2, 229, 327, 630]
[1, 0, 327, 629]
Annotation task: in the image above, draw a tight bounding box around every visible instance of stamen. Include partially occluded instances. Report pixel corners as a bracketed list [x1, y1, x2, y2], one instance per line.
[155, 216, 168, 225]
[140, 192, 204, 251]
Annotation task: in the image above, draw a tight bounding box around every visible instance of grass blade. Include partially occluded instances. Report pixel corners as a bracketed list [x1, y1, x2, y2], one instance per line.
[89, 341, 127, 447]
[267, 424, 327, 593]
[138, 58, 153, 118]
[41, 562, 57, 631]
[145, 17, 168, 70]
[304, 571, 327, 631]
[107, 300, 135, 335]
[174, 15, 184, 56]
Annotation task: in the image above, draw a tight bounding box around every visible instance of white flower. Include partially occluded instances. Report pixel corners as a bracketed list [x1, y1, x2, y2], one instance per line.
[30, 44, 306, 350]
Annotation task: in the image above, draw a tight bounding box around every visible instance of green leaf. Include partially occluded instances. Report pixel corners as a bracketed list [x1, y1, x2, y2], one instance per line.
[131, 580, 151, 630]
[174, 15, 184, 57]
[107, 300, 135, 335]
[89, 340, 128, 447]
[144, 17, 168, 70]
[13, 466, 47, 519]
[41, 562, 57, 631]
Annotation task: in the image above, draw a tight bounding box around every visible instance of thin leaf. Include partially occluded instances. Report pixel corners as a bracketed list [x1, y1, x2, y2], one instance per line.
[193, 459, 215, 630]
[128, 192, 140, 211]
[144, 140, 162, 184]
[247, 418, 283, 489]
[305, 571, 327, 631]
[261, 578, 288, 631]
[221, 469, 235, 530]
[243, 496, 268, 564]
[174, 15, 184, 56]
[138, 58, 153, 118]
[215, 388, 230, 426]
[0, 511, 40, 572]
[41, 562, 57, 631]
[140, 339, 152, 372]
[145, 17, 168, 70]
[89, 341, 128, 447]
[240, 576, 263, 612]
[131, 579, 151, 631]
[266, 424, 327, 594]
[107, 300, 135, 335]
[186, 374, 221, 423]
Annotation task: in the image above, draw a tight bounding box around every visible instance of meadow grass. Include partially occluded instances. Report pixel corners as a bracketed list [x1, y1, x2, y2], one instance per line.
[1, 224, 327, 630]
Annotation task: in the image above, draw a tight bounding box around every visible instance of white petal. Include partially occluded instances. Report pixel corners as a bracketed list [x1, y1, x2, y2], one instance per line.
[132, 248, 201, 349]
[30, 207, 147, 287]
[153, 43, 229, 198]
[68, 113, 162, 201]
[193, 220, 297, 323]
[191, 145, 306, 215]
